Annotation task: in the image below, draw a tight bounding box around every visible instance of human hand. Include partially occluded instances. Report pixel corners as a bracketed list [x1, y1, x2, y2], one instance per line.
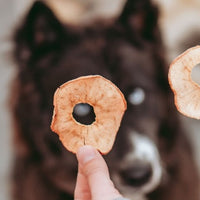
[75, 145, 129, 200]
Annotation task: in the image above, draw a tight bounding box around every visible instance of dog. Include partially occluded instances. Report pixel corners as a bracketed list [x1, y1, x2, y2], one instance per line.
[11, 0, 199, 200]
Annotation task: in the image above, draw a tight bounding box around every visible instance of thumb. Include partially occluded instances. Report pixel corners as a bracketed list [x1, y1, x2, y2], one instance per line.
[76, 145, 122, 200]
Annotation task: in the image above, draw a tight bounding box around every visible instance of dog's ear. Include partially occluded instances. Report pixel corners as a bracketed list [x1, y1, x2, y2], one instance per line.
[14, 1, 66, 63]
[117, 0, 159, 41]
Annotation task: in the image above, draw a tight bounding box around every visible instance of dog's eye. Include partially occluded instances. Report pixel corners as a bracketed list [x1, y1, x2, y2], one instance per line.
[128, 88, 145, 105]
[72, 103, 96, 125]
[73, 103, 91, 116]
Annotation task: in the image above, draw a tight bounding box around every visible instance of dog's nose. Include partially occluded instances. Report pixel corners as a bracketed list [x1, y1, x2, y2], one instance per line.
[120, 162, 152, 187]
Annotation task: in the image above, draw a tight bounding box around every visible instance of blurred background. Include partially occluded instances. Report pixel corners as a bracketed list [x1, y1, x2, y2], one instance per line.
[0, 0, 200, 199]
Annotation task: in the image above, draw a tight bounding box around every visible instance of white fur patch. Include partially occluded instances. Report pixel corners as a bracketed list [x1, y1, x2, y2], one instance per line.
[112, 131, 162, 200]
[129, 133, 162, 192]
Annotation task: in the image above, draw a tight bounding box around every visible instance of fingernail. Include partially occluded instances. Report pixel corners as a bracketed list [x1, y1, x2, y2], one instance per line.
[76, 145, 97, 165]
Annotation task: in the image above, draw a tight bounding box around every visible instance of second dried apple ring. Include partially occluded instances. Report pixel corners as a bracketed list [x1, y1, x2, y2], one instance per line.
[168, 45, 200, 119]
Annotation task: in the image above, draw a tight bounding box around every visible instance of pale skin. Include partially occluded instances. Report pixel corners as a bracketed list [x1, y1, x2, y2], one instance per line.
[75, 145, 123, 200]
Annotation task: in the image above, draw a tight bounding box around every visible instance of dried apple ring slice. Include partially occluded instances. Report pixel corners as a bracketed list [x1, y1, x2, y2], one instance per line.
[168, 45, 200, 119]
[51, 75, 127, 154]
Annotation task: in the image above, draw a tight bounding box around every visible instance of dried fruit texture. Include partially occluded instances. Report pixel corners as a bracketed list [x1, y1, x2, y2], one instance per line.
[168, 45, 200, 119]
[51, 75, 127, 154]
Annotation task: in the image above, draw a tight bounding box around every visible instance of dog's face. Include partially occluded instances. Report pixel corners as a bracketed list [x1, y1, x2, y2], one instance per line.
[13, 1, 177, 199]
